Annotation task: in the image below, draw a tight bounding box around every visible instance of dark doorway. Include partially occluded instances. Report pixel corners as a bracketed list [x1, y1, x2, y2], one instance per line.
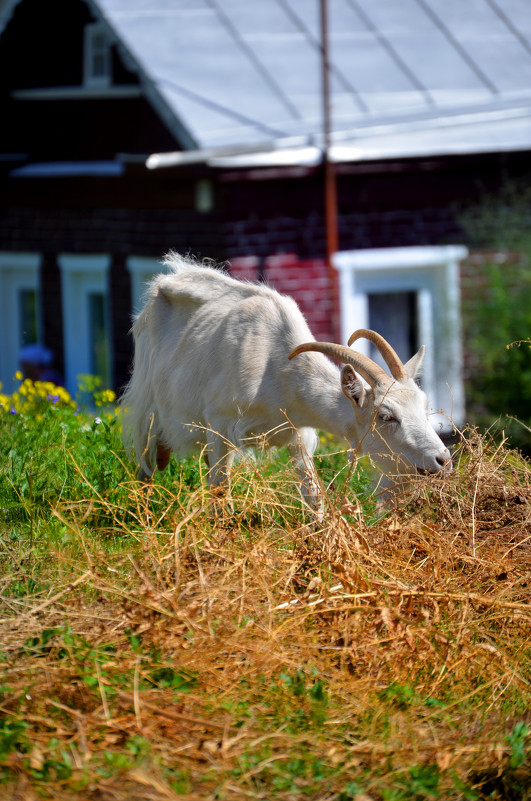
[368, 291, 418, 366]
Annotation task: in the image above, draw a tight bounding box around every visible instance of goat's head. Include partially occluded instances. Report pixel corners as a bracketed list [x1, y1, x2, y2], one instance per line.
[289, 328, 452, 485]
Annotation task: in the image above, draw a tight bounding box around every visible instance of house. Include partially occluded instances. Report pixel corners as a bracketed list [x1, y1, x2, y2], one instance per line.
[1, 0, 531, 431]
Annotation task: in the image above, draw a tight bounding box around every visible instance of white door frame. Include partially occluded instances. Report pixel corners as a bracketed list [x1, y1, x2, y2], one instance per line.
[333, 245, 468, 431]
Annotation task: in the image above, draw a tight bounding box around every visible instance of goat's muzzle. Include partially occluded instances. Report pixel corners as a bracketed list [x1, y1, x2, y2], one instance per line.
[417, 452, 453, 476]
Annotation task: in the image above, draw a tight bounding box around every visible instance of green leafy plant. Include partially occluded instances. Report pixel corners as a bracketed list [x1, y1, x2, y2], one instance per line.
[459, 180, 531, 452]
[0, 718, 28, 763]
[145, 665, 199, 693]
[378, 681, 417, 709]
[506, 722, 530, 770]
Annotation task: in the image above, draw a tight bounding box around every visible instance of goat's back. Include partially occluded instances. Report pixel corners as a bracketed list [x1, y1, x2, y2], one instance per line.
[135, 254, 309, 364]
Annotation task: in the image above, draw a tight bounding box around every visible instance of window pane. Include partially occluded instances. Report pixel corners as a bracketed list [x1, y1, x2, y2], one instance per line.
[84, 23, 111, 86]
[18, 288, 40, 346]
[88, 292, 109, 383]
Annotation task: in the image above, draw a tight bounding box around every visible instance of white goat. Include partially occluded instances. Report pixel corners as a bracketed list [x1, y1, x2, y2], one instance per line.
[122, 253, 451, 511]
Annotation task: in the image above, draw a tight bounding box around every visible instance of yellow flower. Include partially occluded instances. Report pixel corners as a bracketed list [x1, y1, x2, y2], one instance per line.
[58, 387, 73, 404]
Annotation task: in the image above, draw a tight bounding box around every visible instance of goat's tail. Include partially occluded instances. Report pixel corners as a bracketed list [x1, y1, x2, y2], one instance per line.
[121, 326, 160, 478]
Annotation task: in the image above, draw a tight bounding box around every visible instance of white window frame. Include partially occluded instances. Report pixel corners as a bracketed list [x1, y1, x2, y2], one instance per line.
[58, 254, 111, 395]
[126, 256, 166, 315]
[83, 22, 112, 89]
[0, 252, 42, 394]
[333, 245, 468, 431]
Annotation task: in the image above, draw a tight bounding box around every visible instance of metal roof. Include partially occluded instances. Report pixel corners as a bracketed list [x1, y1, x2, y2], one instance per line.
[89, 0, 531, 162]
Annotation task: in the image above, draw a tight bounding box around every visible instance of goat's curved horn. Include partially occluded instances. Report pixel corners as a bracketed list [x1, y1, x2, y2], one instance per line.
[289, 342, 389, 388]
[347, 328, 405, 380]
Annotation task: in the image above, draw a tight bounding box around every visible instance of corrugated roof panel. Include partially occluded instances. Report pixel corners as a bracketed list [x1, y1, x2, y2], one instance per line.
[283, 0, 371, 40]
[499, 0, 531, 34]
[423, 0, 513, 37]
[105, 6, 295, 135]
[109, 11, 216, 81]
[464, 38, 531, 93]
[389, 30, 494, 92]
[243, 35, 321, 118]
[331, 33, 422, 94]
[353, 0, 436, 33]
[244, 33, 370, 124]
[157, 84, 279, 146]
[420, 0, 531, 93]
[209, 0, 300, 36]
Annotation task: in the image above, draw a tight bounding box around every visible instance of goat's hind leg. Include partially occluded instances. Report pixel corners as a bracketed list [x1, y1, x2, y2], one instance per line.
[136, 439, 174, 528]
[138, 441, 172, 485]
[137, 444, 156, 483]
[135, 405, 171, 477]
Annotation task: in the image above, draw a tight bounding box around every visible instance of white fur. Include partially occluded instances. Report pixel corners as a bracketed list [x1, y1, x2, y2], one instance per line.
[122, 253, 451, 511]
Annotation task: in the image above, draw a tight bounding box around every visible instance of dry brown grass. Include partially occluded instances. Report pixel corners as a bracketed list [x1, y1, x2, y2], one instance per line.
[1, 429, 530, 800]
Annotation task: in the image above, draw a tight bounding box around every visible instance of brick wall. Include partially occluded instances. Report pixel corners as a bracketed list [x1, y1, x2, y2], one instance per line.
[263, 254, 332, 341]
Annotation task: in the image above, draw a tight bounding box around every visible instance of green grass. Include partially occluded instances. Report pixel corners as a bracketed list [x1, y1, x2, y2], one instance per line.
[0, 379, 530, 800]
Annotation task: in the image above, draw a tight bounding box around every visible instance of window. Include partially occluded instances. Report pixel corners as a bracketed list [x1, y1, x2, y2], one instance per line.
[88, 292, 110, 379]
[84, 23, 112, 88]
[18, 288, 41, 347]
[0, 253, 42, 394]
[333, 246, 468, 431]
[58, 254, 112, 394]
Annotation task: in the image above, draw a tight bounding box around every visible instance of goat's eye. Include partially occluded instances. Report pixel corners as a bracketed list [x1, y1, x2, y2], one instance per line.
[379, 412, 398, 424]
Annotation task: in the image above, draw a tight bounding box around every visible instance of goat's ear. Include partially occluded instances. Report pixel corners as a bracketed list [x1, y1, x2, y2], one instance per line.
[341, 365, 366, 407]
[404, 345, 425, 380]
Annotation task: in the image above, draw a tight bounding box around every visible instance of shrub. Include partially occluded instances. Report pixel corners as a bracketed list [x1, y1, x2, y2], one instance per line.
[459, 181, 531, 452]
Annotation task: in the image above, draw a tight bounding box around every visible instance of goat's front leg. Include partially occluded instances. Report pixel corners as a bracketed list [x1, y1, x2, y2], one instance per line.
[289, 431, 324, 521]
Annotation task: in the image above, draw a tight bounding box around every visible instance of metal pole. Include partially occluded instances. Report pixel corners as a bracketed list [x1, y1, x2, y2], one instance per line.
[320, 0, 340, 344]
